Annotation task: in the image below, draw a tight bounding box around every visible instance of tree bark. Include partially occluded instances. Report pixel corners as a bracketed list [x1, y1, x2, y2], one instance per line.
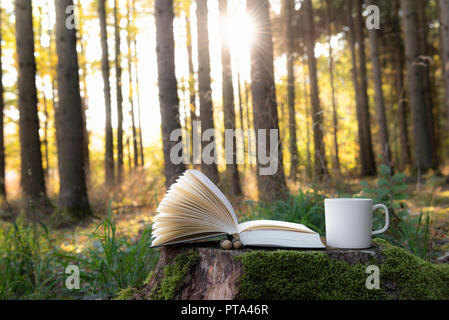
[219, 0, 242, 196]
[114, 0, 124, 184]
[55, 0, 91, 218]
[347, 0, 375, 176]
[155, 0, 185, 188]
[247, 0, 287, 203]
[367, 1, 391, 167]
[304, 0, 328, 181]
[185, 10, 197, 161]
[400, 0, 436, 171]
[15, 0, 47, 204]
[325, 0, 340, 173]
[416, 0, 438, 166]
[283, 0, 299, 180]
[354, 0, 376, 176]
[127, 0, 138, 168]
[439, 0, 449, 130]
[77, 1, 91, 186]
[196, 0, 219, 184]
[98, 0, 115, 187]
[390, 1, 412, 171]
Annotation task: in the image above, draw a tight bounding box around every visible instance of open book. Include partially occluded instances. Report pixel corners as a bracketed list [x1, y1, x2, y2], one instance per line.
[151, 170, 325, 248]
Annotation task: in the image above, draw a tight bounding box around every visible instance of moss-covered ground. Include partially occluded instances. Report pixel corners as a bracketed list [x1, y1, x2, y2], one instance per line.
[236, 239, 449, 299]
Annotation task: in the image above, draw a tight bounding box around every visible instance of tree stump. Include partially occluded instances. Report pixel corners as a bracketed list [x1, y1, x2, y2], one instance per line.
[132, 239, 449, 300]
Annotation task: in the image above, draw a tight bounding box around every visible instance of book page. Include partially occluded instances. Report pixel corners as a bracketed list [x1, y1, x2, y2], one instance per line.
[151, 170, 239, 246]
[237, 220, 316, 234]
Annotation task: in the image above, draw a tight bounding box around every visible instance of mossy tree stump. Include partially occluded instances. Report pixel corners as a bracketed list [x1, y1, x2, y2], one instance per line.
[132, 239, 449, 300]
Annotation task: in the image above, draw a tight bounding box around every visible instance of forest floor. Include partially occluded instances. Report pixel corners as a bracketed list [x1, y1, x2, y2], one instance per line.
[2, 165, 449, 260]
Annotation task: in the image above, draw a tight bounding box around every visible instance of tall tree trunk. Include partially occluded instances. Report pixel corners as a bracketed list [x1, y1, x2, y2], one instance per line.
[390, 0, 412, 171]
[0, 6, 5, 197]
[196, 0, 219, 184]
[132, 37, 145, 166]
[37, 7, 50, 182]
[114, 0, 124, 183]
[416, 0, 438, 165]
[55, 0, 91, 218]
[325, 0, 340, 173]
[77, 1, 91, 185]
[98, 0, 115, 187]
[185, 9, 197, 159]
[283, 0, 299, 180]
[367, 0, 391, 167]
[354, 0, 376, 175]
[237, 70, 246, 166]
[439, 0, 449, 131]
[302, 59, 312, 179]
[304, 0, 328, 181]
[347, 0, 375, 176]
[127, 0, 138, 168]
[247, 0, 287, 203]
[219, 0, 241, 196]
[15, 0, 47, 204]
[400, 0, 436, 171]
[155, 0, 185, 188]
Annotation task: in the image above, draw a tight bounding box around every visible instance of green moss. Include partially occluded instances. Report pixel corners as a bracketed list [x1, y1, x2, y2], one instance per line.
[150, 251, 198, 300]
[236, 239, 449, 300]
[114, 287, 138, 300]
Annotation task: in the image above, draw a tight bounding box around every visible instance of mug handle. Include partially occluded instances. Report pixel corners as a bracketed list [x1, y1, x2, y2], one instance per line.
[372, 204, 390, 235]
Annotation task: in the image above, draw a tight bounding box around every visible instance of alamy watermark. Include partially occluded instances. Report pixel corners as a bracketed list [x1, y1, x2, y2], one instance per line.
[65, 265, 80, 290]
[365, 265, 380, 290]
[170, 121, 279, 176]
[365, 5, 380, 30]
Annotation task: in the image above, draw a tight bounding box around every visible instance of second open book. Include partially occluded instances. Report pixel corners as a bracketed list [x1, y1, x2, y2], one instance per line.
[151, 170, 325, 248]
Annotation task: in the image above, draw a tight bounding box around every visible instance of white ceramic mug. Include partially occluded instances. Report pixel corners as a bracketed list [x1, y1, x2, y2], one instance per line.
[325, 198, 389, 249]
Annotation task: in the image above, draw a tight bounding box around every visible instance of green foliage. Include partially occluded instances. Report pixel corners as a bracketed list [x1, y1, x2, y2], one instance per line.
[0, 201, 159, 300]
[243, 191, 326, 234]
[150, 251, 198, 300]
[0, 219, 65, 299]
[59, 201, 159, 299]
[114, 287, 139, 300]
[236, 239, 449, 300]
[359, 164, 431, 259]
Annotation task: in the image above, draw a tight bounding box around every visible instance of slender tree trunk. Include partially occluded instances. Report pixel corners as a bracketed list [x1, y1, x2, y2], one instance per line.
[55, 0, 91, 218]
[36, 7, 50, 182]
[133, 36, 145, 166]
[355, 0, 376, 175]
[155, 0, 185, 188]
[219, 0, 241, 196]
[394, 47, 412, 170]
[325, 0, 340, 173]
[347, 0, 375, 176]
[114, 0, 124, 183]
[416, 0, 438, 165]
[303, 59, 312, 179]
[196, 0, 219, 184]
[247, 0, 287, 202]
[237, 70, 246, 166]
[439, 0, 449, 131]
[304, 0, 328, 181]
[0, 6, 5, 197]
[367, 0, 391, 167]
[15, 0, 47, 204]
[77, 1, 91, 185]
[98, 0, 115, 187]
[127, 0, 138, 168]
[185, 10, 197, 158]
[400, 0, 436, 171]
[283, 0, 299, 180]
